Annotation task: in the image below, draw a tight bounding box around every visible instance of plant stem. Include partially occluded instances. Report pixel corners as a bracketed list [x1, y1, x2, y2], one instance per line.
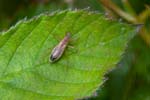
[99, 0, 138, 23]
[122, 0, 137, 17]
[99, 0, 150, 47]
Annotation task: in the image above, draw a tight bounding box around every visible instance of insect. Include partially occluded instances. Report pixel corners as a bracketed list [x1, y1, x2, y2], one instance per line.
[50, 33, 71, 62]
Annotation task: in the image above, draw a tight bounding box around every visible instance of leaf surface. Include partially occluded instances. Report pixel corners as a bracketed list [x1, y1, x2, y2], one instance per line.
[0, 10, 135, 100]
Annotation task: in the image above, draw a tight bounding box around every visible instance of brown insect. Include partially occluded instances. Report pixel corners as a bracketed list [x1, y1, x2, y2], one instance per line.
[50, 33, 71, 62]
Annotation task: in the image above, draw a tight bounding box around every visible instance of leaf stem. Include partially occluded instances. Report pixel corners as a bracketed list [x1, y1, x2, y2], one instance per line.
[99, 0, 150, 47]
[122, 0, 137, 17]
[99, 0, 138, 23]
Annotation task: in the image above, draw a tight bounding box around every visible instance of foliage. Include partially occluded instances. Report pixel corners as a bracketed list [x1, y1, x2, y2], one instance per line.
[0, 0, 149, 100]
[0, 10, 136, 100]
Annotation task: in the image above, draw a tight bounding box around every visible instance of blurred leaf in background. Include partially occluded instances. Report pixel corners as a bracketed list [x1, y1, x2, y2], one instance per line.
[0, 0, 103, 31]
[0, 0, 67, 31]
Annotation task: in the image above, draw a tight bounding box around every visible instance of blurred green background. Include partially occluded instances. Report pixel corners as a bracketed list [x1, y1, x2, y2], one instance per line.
[0, 0, 150, 100]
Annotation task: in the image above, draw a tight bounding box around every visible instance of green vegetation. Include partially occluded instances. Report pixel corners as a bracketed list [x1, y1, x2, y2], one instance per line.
[0, 0, 149, 100]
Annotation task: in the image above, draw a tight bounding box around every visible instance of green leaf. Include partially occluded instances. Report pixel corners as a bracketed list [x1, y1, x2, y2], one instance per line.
[0, 10, 135, 100]
[129, 85, 150, 100]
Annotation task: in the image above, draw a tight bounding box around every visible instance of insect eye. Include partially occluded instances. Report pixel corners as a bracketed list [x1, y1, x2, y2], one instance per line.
[50, 55, 57, 62]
